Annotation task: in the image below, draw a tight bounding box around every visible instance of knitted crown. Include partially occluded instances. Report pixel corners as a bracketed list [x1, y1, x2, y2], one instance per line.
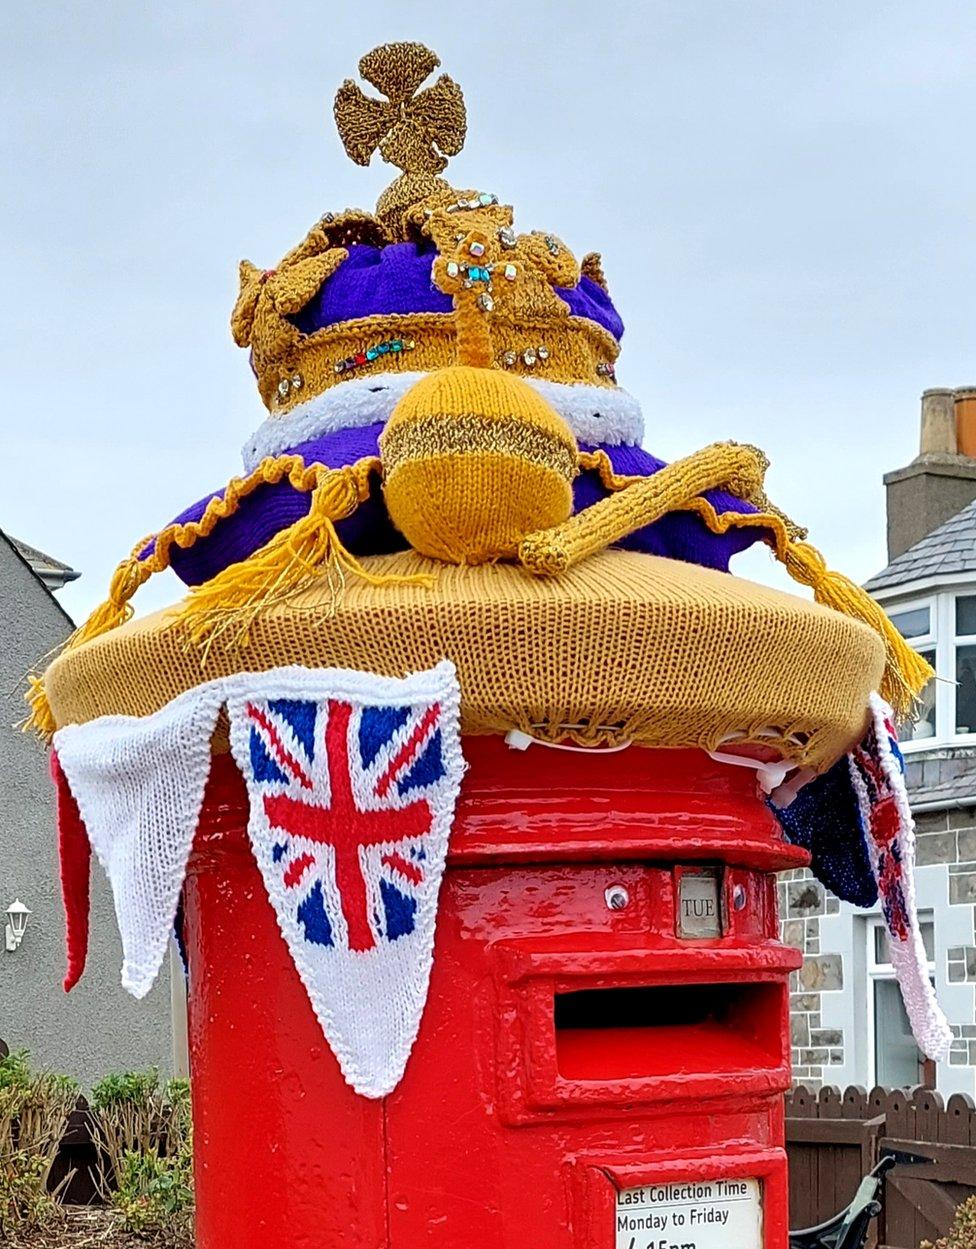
[231, 42, 634, 472]
[21, 39, 935, 748]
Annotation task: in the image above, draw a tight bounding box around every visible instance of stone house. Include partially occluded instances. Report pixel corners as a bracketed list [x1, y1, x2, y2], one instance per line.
[783, 388, 976, 1093]
[0, 529, 174, 1086]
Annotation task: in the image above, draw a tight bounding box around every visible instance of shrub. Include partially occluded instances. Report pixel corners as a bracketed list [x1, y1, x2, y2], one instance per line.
[90, 1067, 190, 1190]
[922, 1195, 976, 1249]
[91, 1067, 194, 1240]
[112, 1145, 194, 1243]
[0, 1049, 78, 1236]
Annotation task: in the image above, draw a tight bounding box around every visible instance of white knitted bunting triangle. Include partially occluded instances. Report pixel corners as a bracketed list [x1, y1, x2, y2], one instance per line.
[225, 662, 465, 1098]
[53, 686, 224, 998]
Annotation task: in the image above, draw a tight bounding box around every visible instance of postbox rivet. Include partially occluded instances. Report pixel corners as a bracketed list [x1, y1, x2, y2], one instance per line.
[732, 884, 747, 911]
[605, 884, 629, 911]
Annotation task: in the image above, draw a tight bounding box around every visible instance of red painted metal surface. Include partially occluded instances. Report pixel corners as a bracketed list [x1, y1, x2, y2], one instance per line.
[183, 740, 804, 1249]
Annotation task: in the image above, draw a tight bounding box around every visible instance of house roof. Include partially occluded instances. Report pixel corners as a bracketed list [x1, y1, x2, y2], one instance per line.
[864, 497, 976, 594]
[7, 535, 79, 590]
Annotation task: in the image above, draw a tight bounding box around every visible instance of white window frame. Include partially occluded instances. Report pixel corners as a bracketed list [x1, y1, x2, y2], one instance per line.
[886, 590, 976, 751]
[866, 914, 935, 1087]
[952, 595, 976, 738]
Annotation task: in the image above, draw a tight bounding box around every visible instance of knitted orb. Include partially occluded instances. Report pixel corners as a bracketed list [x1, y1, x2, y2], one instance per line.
[380, 366, 577, 564]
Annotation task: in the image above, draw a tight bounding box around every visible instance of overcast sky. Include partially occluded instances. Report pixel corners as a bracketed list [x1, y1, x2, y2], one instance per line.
[3, 1, 974, 623]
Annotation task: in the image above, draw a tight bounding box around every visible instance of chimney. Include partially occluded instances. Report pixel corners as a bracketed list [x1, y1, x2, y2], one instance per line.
[956, 387, 976, 457]
[884, 388, 976, 561]
[919, 388, 956, 454]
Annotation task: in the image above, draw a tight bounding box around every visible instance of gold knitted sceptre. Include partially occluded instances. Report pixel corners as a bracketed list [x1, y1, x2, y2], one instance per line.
[519, 443, 766, 575]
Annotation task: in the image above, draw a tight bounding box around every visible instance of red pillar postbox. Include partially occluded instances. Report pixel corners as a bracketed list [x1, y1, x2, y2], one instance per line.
[183, 737, 805, 1249]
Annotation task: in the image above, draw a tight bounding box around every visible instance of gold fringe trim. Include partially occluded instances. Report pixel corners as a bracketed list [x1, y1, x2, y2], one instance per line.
[537, 446, 933, 721]
[22, 453, 432, 739]
[173, 458, 434, 656]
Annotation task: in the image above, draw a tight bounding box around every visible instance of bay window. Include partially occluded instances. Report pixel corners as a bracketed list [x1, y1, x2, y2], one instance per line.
[886, 589, 976, 747]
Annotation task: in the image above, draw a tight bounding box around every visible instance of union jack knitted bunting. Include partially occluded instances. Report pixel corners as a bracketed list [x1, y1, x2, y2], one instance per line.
[848, 694, 952, 1062]
[226, 662, 464, 1098]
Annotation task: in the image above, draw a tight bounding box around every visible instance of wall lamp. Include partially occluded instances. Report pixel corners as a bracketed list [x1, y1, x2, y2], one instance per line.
[5, 900, 31, 952]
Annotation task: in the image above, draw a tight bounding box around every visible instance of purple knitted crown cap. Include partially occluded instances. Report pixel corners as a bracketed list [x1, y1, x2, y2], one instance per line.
[289, 241, 625, 340]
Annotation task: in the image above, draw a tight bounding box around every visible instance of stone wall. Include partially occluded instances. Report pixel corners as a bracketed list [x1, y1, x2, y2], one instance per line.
[780, 868, 842, 1088]
[781, 744, 976, 1089]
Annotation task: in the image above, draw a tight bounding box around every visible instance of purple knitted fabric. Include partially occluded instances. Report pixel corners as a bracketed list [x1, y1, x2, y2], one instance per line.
[159, 426, 769, 587]
[157, 425, 403, 585]
[289, 243, 625, 342]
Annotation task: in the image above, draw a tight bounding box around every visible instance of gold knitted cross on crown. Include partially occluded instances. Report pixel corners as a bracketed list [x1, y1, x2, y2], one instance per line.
[334, 42, 467, 238]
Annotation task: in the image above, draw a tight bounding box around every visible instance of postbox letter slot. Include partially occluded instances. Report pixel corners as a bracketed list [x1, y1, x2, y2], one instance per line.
[553, 982, 783, 1082]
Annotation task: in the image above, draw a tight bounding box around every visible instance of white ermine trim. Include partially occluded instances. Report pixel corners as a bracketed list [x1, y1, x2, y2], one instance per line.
[241, 373, 644, 470]
[525, 377, 643, 448]
[53, 685, 225, 999]
[241, 372, 427, 470]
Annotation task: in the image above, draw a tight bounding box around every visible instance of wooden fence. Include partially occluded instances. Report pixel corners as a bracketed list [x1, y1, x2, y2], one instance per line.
[787, 1084, 976, 1248]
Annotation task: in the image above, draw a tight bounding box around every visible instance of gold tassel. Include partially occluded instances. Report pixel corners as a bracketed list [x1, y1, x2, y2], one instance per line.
[777, 539, 934, 721]
[68, 545, 153, 649]
[23, 675, 58, 740]
[172, 458, 434, 655]
[21, 539, 154, 740]
[678, 495, 933, 720]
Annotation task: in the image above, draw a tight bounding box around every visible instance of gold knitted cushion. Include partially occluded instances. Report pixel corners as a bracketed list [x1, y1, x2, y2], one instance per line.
[43, 550, 883, 771]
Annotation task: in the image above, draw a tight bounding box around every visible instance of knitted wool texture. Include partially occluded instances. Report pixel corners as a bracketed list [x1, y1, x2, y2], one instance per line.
[227, 661, 464, 1097]
[520, 442, 765, 575]
[286, 246, 623, 339]
[229, 185, 622, 418]
[53, 684, 225, 998]
[232, 42, 624, 422]
[334, 43, 465, 174]
[26, 432, 926, 737]
[42, 549, 885, 771]
[53, 661, 465, 1099]
[52, 751, 91, 992]
[152, 37, 772, 602]
[380, 366, 576, 562]
[848, 694, 952, 1062]
[241, 372, 642, 471]
[164, 434, 762, 590]
[772, 755, 879, 909]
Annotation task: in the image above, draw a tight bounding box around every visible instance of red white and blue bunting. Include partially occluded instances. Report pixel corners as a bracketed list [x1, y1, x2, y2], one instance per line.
[225, 664, 464, 1097]
[52, 662, 464, 1098]
[848, 694, 952, 1063]
[52, 674, 950, 1089]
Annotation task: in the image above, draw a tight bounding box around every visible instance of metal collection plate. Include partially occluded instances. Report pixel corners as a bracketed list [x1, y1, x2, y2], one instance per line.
[676, 868, 724, 939]
[615, 1177, 763, 1248]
